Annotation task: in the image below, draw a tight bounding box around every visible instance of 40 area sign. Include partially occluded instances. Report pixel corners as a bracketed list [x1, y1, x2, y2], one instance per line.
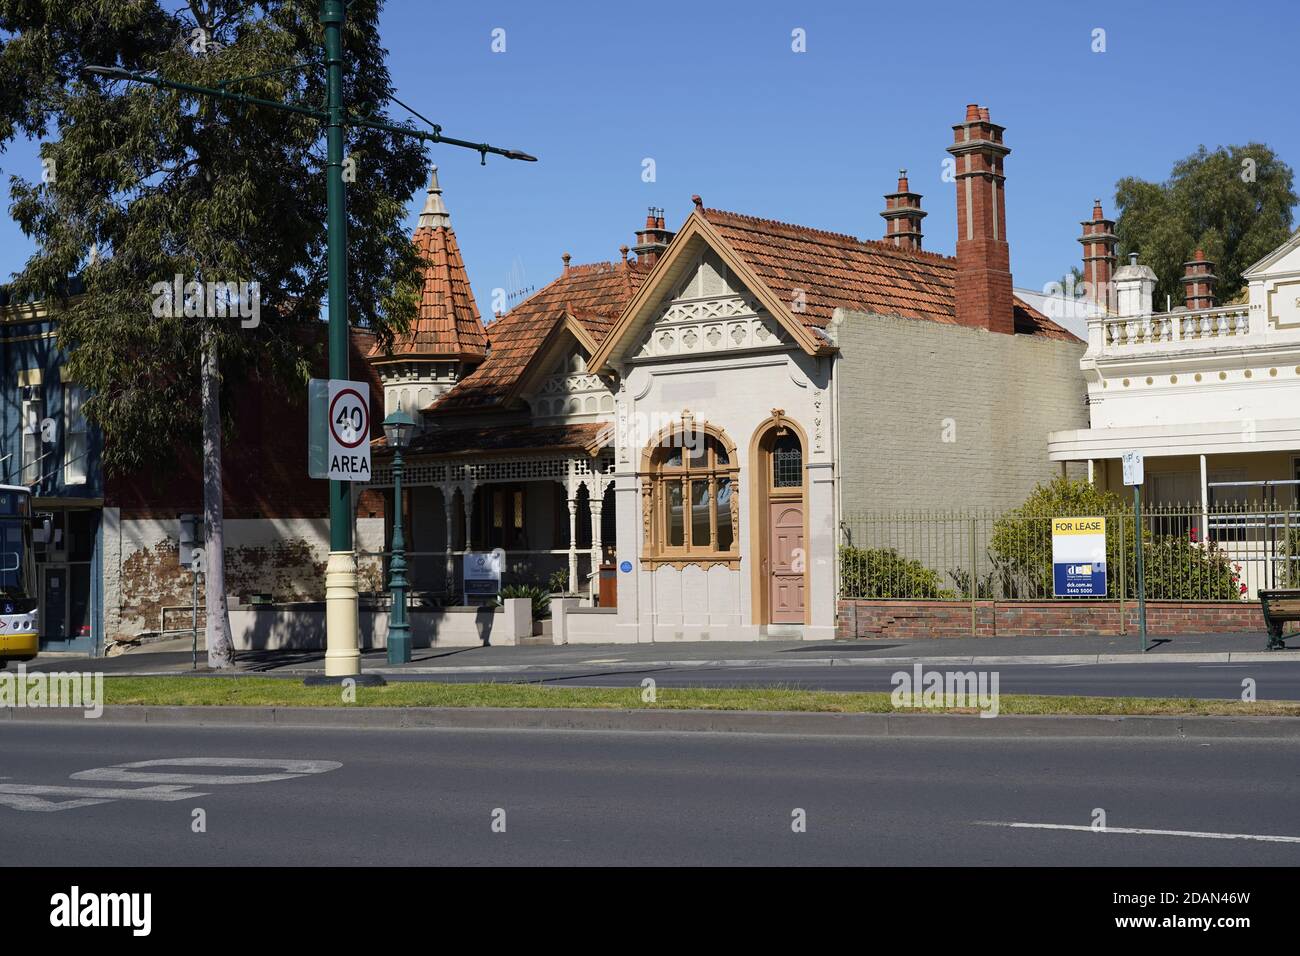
[308, 379, 371, 481]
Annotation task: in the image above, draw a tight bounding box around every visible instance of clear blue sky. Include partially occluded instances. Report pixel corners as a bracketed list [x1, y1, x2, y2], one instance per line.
[1, 0, 1296, 318]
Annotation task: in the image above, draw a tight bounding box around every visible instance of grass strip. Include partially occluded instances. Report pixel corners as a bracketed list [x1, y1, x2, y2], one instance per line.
[97, 676, 1300, 717]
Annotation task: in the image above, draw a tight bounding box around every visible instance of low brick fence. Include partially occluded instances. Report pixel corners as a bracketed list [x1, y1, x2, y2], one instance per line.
[837, 599, 1270, 639]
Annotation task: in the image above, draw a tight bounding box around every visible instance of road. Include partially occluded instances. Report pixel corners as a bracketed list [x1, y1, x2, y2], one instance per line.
[387, 660, 1300, 700]
[3, 721, 1300, 866]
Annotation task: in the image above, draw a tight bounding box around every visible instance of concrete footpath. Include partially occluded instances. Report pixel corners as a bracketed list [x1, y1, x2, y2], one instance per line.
[27, 630, 1300, 677]
[7, 703, 1300, 739]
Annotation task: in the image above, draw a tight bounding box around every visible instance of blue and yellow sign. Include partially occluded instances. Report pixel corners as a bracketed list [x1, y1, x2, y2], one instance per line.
[1052, 517, 1107, 597]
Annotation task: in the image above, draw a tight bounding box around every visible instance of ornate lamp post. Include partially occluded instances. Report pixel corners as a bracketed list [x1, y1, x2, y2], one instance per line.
[383, 408, 416, 664]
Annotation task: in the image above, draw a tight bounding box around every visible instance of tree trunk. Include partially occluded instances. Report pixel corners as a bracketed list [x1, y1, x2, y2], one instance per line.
[202, 321, 235, 668]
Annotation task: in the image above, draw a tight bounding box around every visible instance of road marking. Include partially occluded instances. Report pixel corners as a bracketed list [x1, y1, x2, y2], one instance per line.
[976, 820, 1300, 844]
[0, 757, 342, 813]
[71, 757, 342, 786]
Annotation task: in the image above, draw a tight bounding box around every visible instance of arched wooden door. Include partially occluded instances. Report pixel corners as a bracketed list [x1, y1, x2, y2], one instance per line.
[752, 419, 807, 626]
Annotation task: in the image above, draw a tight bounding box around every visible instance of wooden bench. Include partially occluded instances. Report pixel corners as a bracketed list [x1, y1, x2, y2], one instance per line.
[1260, 589, 1300, 650]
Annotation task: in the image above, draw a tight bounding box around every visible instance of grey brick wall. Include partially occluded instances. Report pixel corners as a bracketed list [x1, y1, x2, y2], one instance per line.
[836, 311, 1088, 516]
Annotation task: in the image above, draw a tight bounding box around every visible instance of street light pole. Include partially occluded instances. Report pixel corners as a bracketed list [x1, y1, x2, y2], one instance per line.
[383, 408, 416, 664]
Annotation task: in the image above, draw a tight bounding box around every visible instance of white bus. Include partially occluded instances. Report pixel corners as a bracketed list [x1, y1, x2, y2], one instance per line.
[0, 484, 39, 666]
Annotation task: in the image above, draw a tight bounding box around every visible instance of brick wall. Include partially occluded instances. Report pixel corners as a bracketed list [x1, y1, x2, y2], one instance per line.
[837, 599, 1272, 639]
[836, 311, 1089, 515]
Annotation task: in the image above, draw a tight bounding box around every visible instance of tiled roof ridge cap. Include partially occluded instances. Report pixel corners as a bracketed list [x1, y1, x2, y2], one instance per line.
[702, 206, 954, 265]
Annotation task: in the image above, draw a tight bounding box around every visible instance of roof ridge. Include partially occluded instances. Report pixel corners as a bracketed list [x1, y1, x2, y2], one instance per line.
[703, 206, 954, 265]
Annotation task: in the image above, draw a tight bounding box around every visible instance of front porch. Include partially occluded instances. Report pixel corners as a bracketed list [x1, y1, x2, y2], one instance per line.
[1052, 445, 1300, 597]
[367, 450, 617, 602]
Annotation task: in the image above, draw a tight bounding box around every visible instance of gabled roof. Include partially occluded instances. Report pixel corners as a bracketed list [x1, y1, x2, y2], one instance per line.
[428, 259, 649, 413]
[369, 167, 488, 363]
[588, 205, 1077, 370]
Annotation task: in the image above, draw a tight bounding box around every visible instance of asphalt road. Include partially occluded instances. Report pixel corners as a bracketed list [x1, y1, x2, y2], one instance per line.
[390, 660, 1300, 700]
[3, 721, 1300, 866]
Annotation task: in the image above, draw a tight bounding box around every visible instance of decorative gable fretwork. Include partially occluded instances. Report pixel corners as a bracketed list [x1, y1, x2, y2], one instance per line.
[635, 294, 789, 360]
[529, 352, 616, 420]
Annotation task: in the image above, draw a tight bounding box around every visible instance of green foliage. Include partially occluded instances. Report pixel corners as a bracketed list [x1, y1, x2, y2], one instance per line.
[548, 568, 570, 593]
[0, 0, 427, 475]
[990, 477, 1129, 598]
[1142, 534, 1241, 601]
[497, 584, 551, 620]
[839, 546, 947, 599]
[1114, 143, 1296, 308]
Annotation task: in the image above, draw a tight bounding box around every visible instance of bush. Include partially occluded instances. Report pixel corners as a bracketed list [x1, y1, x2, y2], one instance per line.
[840, 546, 947, 599]
[496, 584, 551, 619]
[548, 568, 570, 593]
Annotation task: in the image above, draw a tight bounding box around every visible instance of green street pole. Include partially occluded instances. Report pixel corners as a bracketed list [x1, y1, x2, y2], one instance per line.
[387, 443, 411, 663]
[1134, 485, 1148, 651]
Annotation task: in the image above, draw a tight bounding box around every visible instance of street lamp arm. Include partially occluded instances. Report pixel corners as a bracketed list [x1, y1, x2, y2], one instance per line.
[345, 114, 538, 162]
[80, 65, 538, 163]
[79, 64, 330, 121]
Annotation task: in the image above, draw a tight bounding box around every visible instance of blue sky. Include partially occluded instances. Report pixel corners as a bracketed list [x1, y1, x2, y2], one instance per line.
[2, 0, 1296, 318]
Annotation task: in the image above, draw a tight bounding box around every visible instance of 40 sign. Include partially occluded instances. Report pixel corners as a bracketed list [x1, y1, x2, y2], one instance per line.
[308, 379, 372, 481]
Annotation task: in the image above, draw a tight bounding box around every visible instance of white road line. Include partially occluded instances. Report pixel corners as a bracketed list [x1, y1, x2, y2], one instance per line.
[976, 820, 1300, 844]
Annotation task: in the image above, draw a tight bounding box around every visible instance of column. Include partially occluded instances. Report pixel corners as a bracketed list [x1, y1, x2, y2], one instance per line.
[442, 486, 455, 592]
[1199, 454, 1209, 542]
[462, 485, 475, 551]
[567, 495, 579, 594]
[590, 487, 604, 570]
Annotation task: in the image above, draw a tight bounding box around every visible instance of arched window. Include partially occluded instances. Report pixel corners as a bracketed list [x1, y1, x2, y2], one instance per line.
[641, 422, 739, 564]
[771, 432, 803, 488]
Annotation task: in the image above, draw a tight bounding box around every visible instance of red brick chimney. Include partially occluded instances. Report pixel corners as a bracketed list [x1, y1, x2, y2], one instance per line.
[880, 169, 926, 251]
[633, 207, 674, 267]
[1181, 249, 1217, 309]
[1079, 199, 1117, 309]
[946, 103, 1014, 334]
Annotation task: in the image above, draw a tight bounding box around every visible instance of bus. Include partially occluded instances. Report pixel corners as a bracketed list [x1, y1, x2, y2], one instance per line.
[0, 484, 39, 666]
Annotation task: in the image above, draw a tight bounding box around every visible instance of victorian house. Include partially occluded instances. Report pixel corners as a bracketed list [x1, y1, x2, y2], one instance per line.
[368, 105, 1088, 643]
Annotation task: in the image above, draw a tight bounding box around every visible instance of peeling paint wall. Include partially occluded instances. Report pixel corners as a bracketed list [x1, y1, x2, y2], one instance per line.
[103, 514, 384, 640]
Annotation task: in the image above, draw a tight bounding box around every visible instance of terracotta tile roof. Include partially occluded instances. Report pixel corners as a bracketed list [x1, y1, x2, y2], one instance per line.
[429, 259, 649, 412]
[700, 207, 1078, 342]
[385, 420, 610, 456]
[369, 169, 488, 362]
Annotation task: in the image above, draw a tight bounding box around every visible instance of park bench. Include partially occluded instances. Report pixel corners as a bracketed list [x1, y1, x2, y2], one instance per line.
[1260, 589, 1300, 650]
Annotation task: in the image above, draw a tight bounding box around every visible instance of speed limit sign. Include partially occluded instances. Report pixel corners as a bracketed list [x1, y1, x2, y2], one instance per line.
[326, 379, 371, 481]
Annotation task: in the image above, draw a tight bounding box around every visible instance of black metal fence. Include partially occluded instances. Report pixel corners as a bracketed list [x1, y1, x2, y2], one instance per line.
[839, 502, 1300, 601]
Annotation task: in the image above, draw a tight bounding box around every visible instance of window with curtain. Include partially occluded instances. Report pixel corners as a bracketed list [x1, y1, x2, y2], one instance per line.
[643, 426, 738, 563]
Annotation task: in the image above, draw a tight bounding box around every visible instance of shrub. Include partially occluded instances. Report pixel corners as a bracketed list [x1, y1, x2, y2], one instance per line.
[496, 584, 551, 619]
[548, 568, 570, 593]
[840, 546, 946, 599]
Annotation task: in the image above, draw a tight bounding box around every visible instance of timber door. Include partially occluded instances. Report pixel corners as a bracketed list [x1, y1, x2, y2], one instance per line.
[767, 501, 805, 623]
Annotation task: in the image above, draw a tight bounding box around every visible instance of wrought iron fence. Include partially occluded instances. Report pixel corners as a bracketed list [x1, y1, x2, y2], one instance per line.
[839, 502, 1300, 602]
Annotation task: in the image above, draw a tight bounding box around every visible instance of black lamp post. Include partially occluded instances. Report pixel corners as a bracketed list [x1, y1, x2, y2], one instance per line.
[383, 408, 416, 664]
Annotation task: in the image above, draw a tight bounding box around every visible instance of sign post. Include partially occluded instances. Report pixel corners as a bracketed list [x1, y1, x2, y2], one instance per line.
[308, 378, 374, 681]
[1123, 450, 1148, 651]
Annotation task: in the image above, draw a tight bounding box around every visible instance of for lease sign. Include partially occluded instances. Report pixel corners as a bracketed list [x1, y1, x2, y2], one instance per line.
[1052, 516, 1107, 597]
